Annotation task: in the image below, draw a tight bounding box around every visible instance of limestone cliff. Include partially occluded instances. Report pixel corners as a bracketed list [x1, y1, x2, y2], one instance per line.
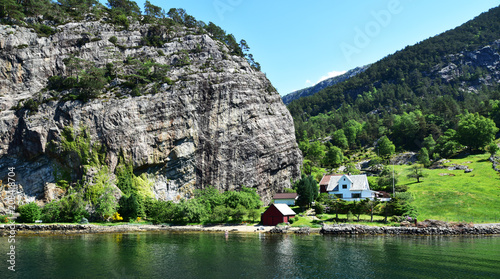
[0, 19, 302, 212]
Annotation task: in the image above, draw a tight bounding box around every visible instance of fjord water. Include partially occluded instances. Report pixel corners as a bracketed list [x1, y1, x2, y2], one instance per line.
[2, 233, 500, 278]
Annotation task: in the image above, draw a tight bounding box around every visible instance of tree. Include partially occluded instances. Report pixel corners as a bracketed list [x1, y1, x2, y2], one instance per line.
[435, 129, 463, 158]
[376, 136, 395, 158]
[0, 0, 25, 20]
[107, 0, 140, 17]
[418, 147, 431, 167]
[486, 142, 499, 157]
[323, 145, 343, 168]
[362, 198, 380, 222]
[94, 184, 118, 221]
[294, 175, 319, 207]
[306, 141, 325, 166]
[328, 198, 346, 221]
[144, 0, 164, 19]
[247, 208, 260, 222]
[407, 164, 427, 183]
[423, 135, 436, 156]
[332, 129, 348, 150]
[351, 201, 364, 222]
[457, 113, 499, 151]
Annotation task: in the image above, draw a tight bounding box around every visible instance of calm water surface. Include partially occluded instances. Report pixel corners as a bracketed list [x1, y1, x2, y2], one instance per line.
[2, 232, 500, 278]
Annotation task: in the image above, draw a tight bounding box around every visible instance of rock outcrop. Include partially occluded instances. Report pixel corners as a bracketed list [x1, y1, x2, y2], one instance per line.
[0, 19, 302, 212]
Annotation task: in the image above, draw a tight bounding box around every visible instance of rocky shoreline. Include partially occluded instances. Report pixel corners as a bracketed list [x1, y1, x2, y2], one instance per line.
[1, 223, 500, 236]
[320, 223, 500, 235]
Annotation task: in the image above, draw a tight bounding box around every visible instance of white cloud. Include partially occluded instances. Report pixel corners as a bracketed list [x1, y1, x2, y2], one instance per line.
[305, 79, 312, 85]
[317, 70, 347, 84]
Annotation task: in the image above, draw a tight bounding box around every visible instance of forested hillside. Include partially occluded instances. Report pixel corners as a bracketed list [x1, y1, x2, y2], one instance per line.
[288, 5, 500, 171]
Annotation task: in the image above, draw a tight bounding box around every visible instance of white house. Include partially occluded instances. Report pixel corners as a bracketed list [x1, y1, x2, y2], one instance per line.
[321, 174, 387, 201]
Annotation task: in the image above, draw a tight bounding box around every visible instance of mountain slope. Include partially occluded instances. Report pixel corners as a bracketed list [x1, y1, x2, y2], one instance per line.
[289, 5, 500, 150]
[281, 65, 370, 105]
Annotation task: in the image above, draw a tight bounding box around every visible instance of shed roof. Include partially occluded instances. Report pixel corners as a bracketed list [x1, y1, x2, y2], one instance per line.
[272, 204, 296, 216]
[273, 193, 298, 200]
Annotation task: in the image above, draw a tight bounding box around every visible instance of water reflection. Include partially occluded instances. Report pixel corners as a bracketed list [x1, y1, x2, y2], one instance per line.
[1, 233, 499, 279]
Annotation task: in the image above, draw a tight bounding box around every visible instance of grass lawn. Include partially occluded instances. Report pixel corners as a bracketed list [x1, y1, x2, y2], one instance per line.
[393, 153, 500, 223]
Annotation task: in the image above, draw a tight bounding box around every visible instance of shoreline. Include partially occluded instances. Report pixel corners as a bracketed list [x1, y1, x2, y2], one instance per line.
[2, 223, 500, 236]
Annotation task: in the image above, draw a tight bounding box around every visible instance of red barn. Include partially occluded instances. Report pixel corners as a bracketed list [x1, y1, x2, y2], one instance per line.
[261, 204, 296, 226]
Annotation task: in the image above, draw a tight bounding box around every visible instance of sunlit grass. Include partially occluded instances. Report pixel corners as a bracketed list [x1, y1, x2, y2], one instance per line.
[393, 153, 500, 223]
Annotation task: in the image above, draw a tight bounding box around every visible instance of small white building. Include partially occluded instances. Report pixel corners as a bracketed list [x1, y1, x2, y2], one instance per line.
[322, 174, 385, 201]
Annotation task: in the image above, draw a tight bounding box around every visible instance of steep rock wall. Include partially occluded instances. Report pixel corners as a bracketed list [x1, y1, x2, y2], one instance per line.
[0, 20, 302, 211]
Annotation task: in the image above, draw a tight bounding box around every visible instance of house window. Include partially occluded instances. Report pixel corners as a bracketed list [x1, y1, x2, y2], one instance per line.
[352, 193, 361, 198]
[342, 184, 347, 189]
[335, 194, 343, 199]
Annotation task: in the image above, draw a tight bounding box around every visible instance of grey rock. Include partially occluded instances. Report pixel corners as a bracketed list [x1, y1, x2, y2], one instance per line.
[0, 19, 302, 213]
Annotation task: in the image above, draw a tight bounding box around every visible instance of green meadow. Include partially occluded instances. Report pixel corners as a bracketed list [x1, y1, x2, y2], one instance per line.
[394, 153, 500, 223]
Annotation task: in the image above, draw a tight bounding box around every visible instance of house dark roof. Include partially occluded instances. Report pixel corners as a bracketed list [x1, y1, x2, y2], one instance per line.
[320, 174, 342, 186]
[273, 193, 298, 200]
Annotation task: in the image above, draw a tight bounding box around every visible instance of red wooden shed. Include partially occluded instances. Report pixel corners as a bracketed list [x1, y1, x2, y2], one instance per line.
[261, 204, 296, 226]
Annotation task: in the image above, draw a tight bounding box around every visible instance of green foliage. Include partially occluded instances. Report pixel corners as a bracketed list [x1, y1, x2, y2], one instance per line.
[229, 204, 246, 222]
[143, 0, 164, 20]
[0, 0, 25, 20]
[288, 6, 500, 159]
[434, 129, 463, 158]
[406, 164, 427, 183]
[118, 193, 144, 221]
[294, 175, 319, 207]
[108, 36, 118, 44]
[457, 112, 499, 151]
[58, 126, 103, 167]
[314, 203, 325, 214]
[332, 129, 348, 150]
[247, 208, 260, 222]
[41, 200, 61, 223]
[107, 0, 140, 18]
[373, 165, 398, 192]
[223, 187, 262, 210]
[58, 193, 88, 223]
[0, 215, 9, 223]
[486, 142, 499, 157]
[18, 202, 41, 223]
[209, 205, 231, 223]
[418, 147, 431, 167]
[178, 199, 207, 223]
[147, 200, 177, 224]
[376, 136, 395, 158]
[323, 145, 343, 167]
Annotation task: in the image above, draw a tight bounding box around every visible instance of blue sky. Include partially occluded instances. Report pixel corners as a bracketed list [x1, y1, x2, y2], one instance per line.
[104, 0, 499, 95]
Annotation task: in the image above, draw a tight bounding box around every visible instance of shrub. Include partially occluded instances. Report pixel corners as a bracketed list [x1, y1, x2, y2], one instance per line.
[314, 203, 325, 215]
[112, 212, 124, 222]
[41, 201, 61, 223]
[109, 36, 118, 45]
[0, 215, 9, 223]
[18, 202, 41, 223]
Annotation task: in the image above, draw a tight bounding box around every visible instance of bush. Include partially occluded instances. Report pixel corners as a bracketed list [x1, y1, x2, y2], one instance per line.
[314, 203, 325, 215]
[0, 215, 9, 223]
[109, 36, 118, 45]
[42, 201, 61, 223]
[18, 202, 41, 223]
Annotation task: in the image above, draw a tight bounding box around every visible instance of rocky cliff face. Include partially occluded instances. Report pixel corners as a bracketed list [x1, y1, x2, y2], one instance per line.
[0, 19, 302, 212]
